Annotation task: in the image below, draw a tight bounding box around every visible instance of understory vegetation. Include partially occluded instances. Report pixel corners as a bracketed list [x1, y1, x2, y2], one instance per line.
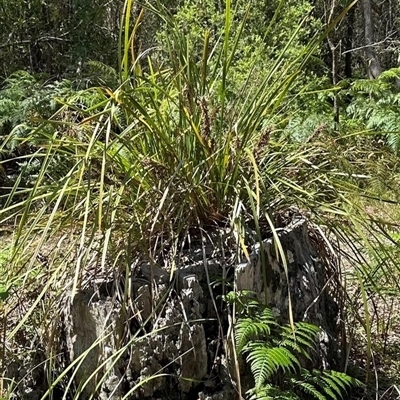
[2, 0, 400, 399]
[227, 291, 363, 400]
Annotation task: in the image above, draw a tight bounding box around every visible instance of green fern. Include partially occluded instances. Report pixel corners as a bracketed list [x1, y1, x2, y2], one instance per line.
[0, 71, 72, 146]
[245, 343, 300, 387]
[248, 385, 301, 400]
[85, 60, 119, 88]
[377, 67, 400, 82]
[224, 290, 260, 310]
[295, 381, 326, 400]
[280, 322, 319, 359]
[231, 292, 363, 400]
[0, 71, 109, 190]
[344, 68, 400, 153]
[299, 369, 359, 400]
[235, 307, 278, 353]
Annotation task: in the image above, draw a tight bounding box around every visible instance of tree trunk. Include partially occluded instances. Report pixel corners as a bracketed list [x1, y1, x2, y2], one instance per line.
[327, 0, 339, 131]
[362, 0, 382, 79]
[344, 6, 355, 79]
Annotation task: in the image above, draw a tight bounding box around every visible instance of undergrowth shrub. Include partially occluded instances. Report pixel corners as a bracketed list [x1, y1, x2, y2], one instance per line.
[344, 67, 400, 153]
[0, 70, 107, 188]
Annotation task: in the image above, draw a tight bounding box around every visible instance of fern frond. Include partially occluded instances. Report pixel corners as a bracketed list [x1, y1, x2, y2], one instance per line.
[236, 307, 278, 352]
[86, 60, 119, 87]
[223, 290, 258, 309]
[312, 376, 337, 399]
[306, 370, 349, 400]
[386, 132, 400, 153]
[320, 374, 345, 399]
[281, 322, 319, 356]
[259, 306, 278, 325]
[324, 370, 363, 391]
[247, 385, 275, 400]
[236, 319, 272, 352]
[379, 67, 400, 82]
[65, 87, 106, 109]
[297, 381, 327, 400]
[350, 79, 390, 96]
[246, 343, 298, 387]
[230, 293, 360, 400]
[248, 385, 301, 400]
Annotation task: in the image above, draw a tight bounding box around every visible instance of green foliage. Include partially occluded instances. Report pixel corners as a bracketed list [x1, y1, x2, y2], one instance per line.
[0, 0, 325, 228]
[1, 0, 399, 398]
[155, 0, 322, 96]
[0, 71, 69, 142]
[235, 307, 278, 353]
[231, 293, 362, 400]
[0, 70, 107, 187]
[0, 0, 122, 76]
[0, 245, 11, 301]
[84, 61, 120, 88]
[344, 67, 400, 153]
[0, 2, 334, 396]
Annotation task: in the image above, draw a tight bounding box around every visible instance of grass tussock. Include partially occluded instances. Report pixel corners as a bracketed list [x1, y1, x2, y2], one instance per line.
[1, 0, 400, 398]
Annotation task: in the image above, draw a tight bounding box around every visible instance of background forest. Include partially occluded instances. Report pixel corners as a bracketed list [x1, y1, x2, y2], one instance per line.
[2, 0, 400, 399]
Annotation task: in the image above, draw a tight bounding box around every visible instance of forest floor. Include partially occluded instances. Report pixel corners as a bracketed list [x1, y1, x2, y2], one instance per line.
[347, 279, 400, 399]
[345, 200, 400, 399]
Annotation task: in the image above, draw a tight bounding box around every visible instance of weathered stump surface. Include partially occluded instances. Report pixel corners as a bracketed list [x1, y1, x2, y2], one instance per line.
[9, 217, 340, 399]
[236, 217, 340, 368]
